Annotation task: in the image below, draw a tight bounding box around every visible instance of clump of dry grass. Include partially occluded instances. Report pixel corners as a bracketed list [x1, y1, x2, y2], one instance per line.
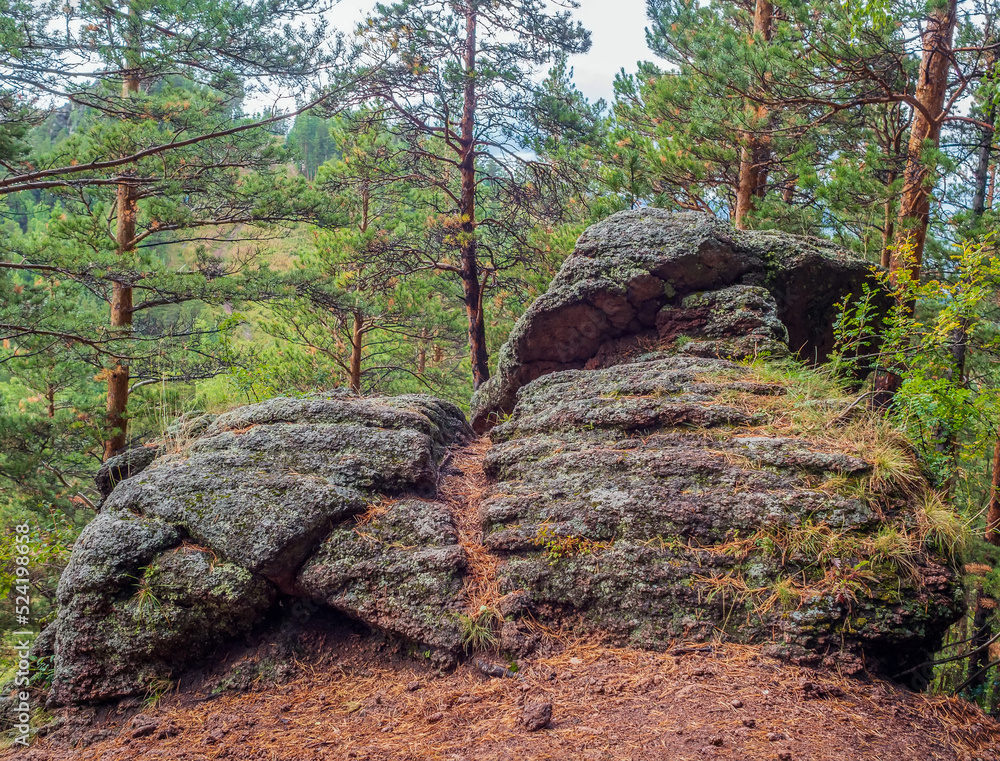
[864, 525, 919, 580]
[852, 424, 922, 495]
[700, 361, 925, 499]
[916, 491, 970, 559]
[354, 497, 393, 527]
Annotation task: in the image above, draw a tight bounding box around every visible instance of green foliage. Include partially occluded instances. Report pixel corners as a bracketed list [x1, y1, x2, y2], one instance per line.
[287, 112, 338, 180]
[834, 238, 1000, 485]
[533, 522, 607, 564]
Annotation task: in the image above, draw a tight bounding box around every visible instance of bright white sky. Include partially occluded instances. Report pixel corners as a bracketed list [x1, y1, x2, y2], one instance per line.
[324, 0, 655, 105]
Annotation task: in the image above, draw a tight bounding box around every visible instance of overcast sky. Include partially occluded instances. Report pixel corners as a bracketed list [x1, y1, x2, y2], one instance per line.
[324, 0, 656, 105]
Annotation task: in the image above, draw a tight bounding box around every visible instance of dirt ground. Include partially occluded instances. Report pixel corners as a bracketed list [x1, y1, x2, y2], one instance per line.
[8, 625, 1000, 761]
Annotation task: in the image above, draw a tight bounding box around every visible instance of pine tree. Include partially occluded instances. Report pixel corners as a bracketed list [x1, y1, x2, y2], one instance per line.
[347, 0, 592, 388]
[1, 0, 335, 457]
[265, 111, 466, 396]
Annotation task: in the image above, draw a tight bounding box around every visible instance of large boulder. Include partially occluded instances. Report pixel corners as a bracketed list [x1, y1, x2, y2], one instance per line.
[47, 392, 473, 704]
[471, 209, 878, 432]
[482, 356, 962, 674]
[463, 210, 959, 676]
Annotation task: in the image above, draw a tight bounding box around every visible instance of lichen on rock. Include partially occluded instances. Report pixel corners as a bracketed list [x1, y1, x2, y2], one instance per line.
[471, 208, 879, 433]
[45, 392, 473, 705]
[41, 210, 960, 710]
[467, 211, 960, 675]
[297, 498, 466, 663]
[481, 357, 962, 673]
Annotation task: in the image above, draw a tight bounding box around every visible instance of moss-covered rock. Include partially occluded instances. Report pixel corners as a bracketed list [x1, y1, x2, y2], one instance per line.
[49, 547, 274, 705]
[46, 210, 956, 710]
[657, 285, 790, 361]
[94, 446, 159, 500]
[297, 499, 466, 663]
[471, 208, 879, 432]
[49, 392, 473, 705]
[482, 356, 962, 675]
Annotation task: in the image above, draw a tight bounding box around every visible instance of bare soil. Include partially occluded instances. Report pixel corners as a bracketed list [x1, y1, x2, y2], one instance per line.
[7, 623, 1000, 761]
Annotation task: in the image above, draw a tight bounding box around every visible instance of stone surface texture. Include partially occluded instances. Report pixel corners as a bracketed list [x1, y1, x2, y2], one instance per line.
[47, 393, 473, 704]
[470, 208, 878, 432]
[43, 210, 960, 708]
[483, 356, 960, 674]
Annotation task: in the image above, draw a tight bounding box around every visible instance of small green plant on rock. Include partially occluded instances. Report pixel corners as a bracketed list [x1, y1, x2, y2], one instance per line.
[533, 522, 607, 563]
[143, 677, 174, 709]
[815, 560, 880, 608]
[771, 577, 803, 611]
[129, 573, 164, 622]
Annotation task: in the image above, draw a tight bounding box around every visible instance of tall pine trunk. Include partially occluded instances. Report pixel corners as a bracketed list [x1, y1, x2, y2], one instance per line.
[459, 5, 489, 389]
[966, 586, 994, 698]
[972, 105, 996, 217]
[349, 310, 363, 395]
[873, 0, 957, 413]
[417, 327, 428, 377]
[734, 0, 773, 230]
[880, 123, 905, 268]
[104, 66, 140, 460]
[891, 0, 958, 281]
[987, 435, 1000, 545]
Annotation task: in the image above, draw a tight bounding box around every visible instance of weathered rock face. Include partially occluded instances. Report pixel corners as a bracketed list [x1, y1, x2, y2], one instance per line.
[465, 210, 960, 675]
[298, 499, 466, 654]
[43, 210, 960, 709]
[47, 393, 473, 705]
[483, 357, 960, 673]
[471, 208, 878, 432]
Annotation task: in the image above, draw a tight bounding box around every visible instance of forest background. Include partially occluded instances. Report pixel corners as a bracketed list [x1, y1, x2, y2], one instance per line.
[6, 0, 1000, 718]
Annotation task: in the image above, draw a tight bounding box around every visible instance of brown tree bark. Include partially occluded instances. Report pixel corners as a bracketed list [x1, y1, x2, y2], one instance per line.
[972, 114, 996, 218]
[417, 327, 428, 377]
[965, 586, 994, 697]
[733, 0, 773, 230]
[880, 183, 896, 270]
[349, 310, 363, 395]
[987, 433, 1000, 546]
[104, 68, 140, 461]
[880, 136, 903, 268]
[879, 111, 907, 269]
[459, 5, 490, 389]
[891, 0, 958, 281]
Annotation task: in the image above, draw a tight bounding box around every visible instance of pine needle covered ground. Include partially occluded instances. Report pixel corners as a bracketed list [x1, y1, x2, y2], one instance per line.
[8, 632, 1000, 761]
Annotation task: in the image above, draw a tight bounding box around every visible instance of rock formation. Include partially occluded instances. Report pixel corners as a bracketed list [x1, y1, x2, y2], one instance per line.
[46, 394, 472, 704]
[470, 208, 880, 432]
[39, 209, 962, 707]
